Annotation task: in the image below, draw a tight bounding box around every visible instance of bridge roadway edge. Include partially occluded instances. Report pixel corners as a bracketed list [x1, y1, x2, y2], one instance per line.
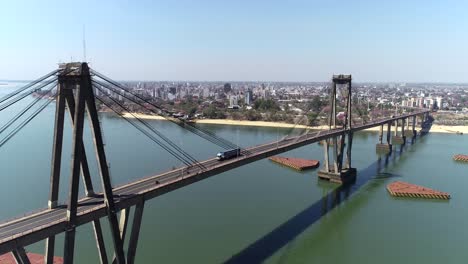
[0, 110, 430, 255]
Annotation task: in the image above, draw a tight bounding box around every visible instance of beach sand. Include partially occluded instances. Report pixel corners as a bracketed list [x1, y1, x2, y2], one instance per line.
[196, 120, 468, 134]
[121, 113, 166, 120]
[118, 113, 468, 134]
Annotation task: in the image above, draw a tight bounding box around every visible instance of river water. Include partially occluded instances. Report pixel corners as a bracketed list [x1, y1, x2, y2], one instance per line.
[0, 82, 467, 263]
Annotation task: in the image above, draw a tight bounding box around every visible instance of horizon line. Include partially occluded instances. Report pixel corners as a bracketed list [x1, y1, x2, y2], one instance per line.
[2, 79, 468, 85]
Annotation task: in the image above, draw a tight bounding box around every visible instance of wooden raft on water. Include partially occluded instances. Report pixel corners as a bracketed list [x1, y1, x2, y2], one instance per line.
[0, 252, 63, 264]
[387, 181, 450, 200]
[453, 154, 468, 162]
[269, 156, 319, 171]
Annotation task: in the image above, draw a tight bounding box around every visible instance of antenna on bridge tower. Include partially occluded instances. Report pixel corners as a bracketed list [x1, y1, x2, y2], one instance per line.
[82, 25, 87, 62]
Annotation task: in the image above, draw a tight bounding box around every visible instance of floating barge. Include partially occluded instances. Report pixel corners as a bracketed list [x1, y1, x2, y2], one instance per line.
[387, 181, 450, 200]
[453, 154, 468, 162]
[0, 252, 63, 263]
[269, 156, 320, 171]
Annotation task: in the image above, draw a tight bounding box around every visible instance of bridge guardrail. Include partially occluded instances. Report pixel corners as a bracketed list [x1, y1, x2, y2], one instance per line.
[0, 206, 52, 229]
[0, 217, 66, 244]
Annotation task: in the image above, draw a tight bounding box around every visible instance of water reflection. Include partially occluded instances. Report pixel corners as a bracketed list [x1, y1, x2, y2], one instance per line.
[224, 135, 428, 264]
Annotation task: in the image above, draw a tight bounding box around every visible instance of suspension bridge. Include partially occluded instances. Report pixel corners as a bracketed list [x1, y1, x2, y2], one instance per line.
[0, 63, 431, 263]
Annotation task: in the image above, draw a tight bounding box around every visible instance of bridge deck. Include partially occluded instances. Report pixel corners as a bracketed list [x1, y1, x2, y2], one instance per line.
[0, 110, 430, 254]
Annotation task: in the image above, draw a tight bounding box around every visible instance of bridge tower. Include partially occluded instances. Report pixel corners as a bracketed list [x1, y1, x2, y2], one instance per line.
[317, 75, 356, 184]
[44, 63, 143, 264]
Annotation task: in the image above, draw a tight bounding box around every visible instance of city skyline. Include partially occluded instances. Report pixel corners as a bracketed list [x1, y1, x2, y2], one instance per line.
[1, 0, 468, 82]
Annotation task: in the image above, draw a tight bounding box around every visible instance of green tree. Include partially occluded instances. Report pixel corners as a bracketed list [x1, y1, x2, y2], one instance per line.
[307, 112, 319, 126]
[254, 99, 280, 111]
[245, 110, 262, 121]
[203, 105, 220, 119]
[308, 96, 323, 112]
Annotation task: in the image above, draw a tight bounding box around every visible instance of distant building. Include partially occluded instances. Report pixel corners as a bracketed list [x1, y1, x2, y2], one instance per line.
[229, 95, 238, 107]
[245, 89, 253, 105]
[227, 95, 240, 109]
[203, 87, 210, 98]
[224, 83, 232, 94]
[262, 89, 270, 99]
[435, 97, 443, 109]
[169, 87, 176, 95]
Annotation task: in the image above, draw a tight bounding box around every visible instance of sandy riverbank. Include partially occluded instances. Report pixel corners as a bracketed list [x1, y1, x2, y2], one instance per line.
[196, 120, 468, 134]
[117, 113, 468, 134]
[121, 113, 166, 120]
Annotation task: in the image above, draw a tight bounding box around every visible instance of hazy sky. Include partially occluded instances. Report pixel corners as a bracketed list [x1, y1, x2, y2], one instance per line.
[1, 0, 467, 82]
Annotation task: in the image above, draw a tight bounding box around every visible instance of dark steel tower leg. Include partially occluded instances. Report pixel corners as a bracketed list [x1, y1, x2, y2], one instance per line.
[93, 219, 109, 264]
[64, 89, 95, 196]
[45, 82, 66, 264]
[63, 72, 87, 264]
[112, 208, 129, 264]
[331, 82, 338, 173]
[127, 201, 145, 264]
[82, 63, 126, 264]
[48, 82, 66, 208]
[12, 247, 31, 264]
[346, 132, 353, 169]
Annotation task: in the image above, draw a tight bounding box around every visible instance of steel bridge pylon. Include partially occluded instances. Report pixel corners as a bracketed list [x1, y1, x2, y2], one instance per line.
[317, 74, 356, 184]
[44, 62, 144, 264]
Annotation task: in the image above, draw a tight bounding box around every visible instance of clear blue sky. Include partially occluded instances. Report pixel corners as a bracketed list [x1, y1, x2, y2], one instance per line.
[1, 0, 467, 82]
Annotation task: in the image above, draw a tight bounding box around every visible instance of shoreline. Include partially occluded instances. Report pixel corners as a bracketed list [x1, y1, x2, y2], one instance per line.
[117, 112, 467, 134]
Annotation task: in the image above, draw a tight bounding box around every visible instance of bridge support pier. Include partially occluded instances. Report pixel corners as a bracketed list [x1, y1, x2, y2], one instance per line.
[318, 75, 356, 184]
[376, 121, 392, 153]
[112, 208, 130, 263]
[392, 119, 406, 145]
[92, 219, 108, 264]
[404, 117, 413, 139]
[127, 201, 145, 264]
[12, 247, 31, 264]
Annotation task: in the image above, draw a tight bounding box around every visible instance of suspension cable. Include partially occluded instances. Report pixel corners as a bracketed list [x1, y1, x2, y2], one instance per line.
[92, 77, 243, 152]
[0, 67, 78, 113]
[0, 77, 58, 112]
[95, 88, 205, 169]
[95, 95, 198, 168]
[92, 78, 237, 150]
[0, 82, 56, 135]
[91, 71, 244, 151]
[92, 76, 239, 150]
[0, 69, 59, 105]
[0, 94, 54, 148]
